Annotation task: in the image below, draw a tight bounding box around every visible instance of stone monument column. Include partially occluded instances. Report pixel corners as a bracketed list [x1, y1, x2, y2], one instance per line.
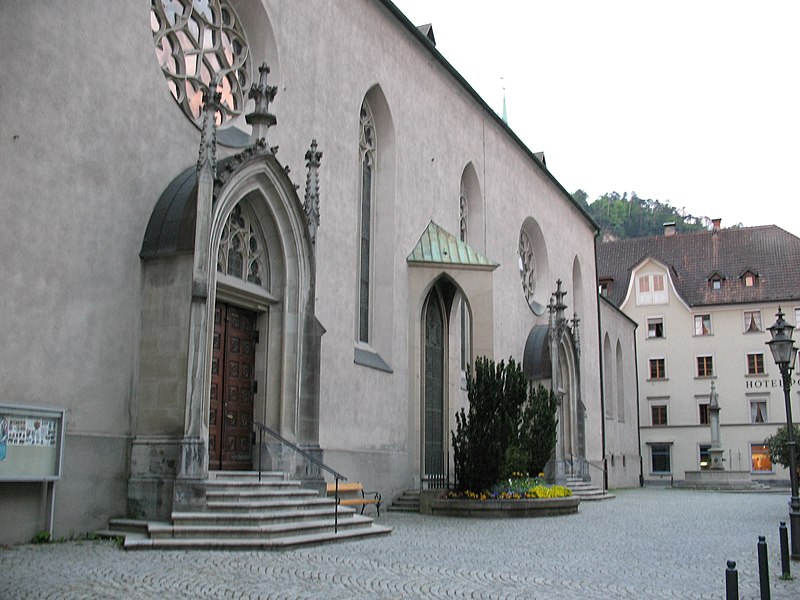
[708, 379, 725, 470]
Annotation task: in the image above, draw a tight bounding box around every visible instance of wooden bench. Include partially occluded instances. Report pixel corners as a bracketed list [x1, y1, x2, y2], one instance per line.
[326, 482, 382, 517]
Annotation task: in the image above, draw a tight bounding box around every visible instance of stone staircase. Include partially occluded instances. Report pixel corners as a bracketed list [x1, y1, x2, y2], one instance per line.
[565, 476, 616, 501]
[388, 489, 421, 513]
[99, 471, 391, 550]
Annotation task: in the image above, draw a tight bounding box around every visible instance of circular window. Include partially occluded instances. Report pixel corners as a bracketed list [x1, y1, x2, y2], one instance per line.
[150, 0, 250, 129]
[518, 219, 549, 316]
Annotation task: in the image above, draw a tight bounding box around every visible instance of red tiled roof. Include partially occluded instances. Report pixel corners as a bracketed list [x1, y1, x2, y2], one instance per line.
[596, 226, 800, 308]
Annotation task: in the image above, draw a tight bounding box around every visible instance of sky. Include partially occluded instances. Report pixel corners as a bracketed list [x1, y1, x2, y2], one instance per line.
[391, 0, 800, 238]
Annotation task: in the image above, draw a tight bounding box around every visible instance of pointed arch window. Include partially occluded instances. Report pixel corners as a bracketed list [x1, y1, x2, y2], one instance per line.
[217, 203, 269, 288]
[357, 100, 376, 343]
[458, 180, 471, 373]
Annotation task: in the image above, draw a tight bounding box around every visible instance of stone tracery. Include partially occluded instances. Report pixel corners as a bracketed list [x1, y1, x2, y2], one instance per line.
[151, 0, 250, 128]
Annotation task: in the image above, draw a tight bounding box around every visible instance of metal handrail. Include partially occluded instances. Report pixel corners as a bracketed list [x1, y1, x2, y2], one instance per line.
[253, 421, 347, 532]
[573, 456, 607, 474]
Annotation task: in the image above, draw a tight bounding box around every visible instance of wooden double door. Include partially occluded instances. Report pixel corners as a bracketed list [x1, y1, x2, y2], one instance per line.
[210, 303, 257, 470]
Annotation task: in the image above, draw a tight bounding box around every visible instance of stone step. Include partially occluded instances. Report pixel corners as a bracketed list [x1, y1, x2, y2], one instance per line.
[166, 505, 355, 528]
[209, 470, 286, 481]
[203, 479, 304, 494]
[388, 490, 421, 513]
[147, 513, 372, 541]
[206, 497, 334, 512]
[105, 470, 391, 550]
[564, 476, 616, 501]
[124, 522, 392, 551]
[206, 488, 319, 502]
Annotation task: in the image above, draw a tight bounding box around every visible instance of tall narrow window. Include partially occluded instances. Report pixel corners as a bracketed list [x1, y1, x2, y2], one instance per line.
[699, 403, 710, 425]
[649, 358, 666, 380]
[750, 400, 768, 423]
[358, 100, 376, 343]
[459, 181, 470, 373]
[747, 352, 765, 375]
[699, 445, 711, 469]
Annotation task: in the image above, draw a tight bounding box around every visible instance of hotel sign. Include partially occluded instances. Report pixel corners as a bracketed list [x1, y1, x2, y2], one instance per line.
[745, 378, 800, 389]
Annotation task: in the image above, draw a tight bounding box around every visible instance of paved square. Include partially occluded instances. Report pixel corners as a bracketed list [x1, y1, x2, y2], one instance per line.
[2, 488, 799, 599]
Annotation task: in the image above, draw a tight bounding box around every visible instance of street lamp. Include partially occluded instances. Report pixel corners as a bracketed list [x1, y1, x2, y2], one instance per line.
[766, 307, 800, 560]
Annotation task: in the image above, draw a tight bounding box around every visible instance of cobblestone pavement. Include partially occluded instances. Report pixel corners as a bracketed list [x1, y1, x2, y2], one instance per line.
[3, 488, 800, 599]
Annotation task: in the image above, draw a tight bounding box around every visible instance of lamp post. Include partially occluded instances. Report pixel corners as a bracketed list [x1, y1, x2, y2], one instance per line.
[766, 307, 800, 560]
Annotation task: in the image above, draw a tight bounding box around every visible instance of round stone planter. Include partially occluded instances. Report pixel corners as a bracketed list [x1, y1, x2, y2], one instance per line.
[429, 495, 580, 518]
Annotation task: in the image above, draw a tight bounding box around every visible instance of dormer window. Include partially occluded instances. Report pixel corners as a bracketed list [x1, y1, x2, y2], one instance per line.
[708, 273, 724, 291]
[599, 278, 613, 297]
[636, 274, 667, 306]
[741, 270, 758, 287]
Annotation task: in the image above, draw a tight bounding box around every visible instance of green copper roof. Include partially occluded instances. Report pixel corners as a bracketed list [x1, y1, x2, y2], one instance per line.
[407, 221, 498, 268]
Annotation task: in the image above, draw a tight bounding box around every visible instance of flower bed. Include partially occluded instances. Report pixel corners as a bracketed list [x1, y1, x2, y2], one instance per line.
[425, 474, 579, 518]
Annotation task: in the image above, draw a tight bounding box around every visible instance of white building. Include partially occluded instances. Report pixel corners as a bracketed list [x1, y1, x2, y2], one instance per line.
[597, 222, 800, 484]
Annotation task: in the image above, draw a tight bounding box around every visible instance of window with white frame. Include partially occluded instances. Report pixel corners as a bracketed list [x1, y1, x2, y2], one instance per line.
[650, 444, 671, 473]
[649, 357, 666, 380]
[699, 444, 711, 469]
[743, 310, 762, 333]
[750, 399, 768, 423]
[651, 404, 668, 426]
[694, 314, 712, 336]
[696, 355, 713, 378]
[636, 274, 667, 306]
[751, 444, 772, 472]
[795, 307, 800, 327]
[646, 317, 664, 339]
[746, 352, 765, 375]
[698, 402, 710, 425]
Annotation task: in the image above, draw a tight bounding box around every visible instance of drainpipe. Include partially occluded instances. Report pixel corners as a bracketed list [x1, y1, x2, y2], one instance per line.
[633, 324, 644, 487]
[594, 235, 608, 492]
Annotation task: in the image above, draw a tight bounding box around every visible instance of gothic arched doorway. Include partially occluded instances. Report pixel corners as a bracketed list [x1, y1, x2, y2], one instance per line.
[422, 284, 447, 488]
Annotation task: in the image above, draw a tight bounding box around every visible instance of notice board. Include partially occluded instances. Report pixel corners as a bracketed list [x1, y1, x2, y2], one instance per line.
[0, 404, 65, 481]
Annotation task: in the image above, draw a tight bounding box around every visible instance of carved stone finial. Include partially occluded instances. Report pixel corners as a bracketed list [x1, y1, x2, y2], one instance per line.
[246, 63, 278, 142]
[571, 312, 581, 358]
[304, 139, 323, 247]
[197, 87, 222, 177]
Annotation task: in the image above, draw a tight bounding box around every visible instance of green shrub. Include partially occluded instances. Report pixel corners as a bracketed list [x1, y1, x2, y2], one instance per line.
[452, 357, 558, 492]
[31, 530, 51, 544]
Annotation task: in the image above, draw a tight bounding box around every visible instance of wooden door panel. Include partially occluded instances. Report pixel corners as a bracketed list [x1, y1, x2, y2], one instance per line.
[209, 302, 256, 471]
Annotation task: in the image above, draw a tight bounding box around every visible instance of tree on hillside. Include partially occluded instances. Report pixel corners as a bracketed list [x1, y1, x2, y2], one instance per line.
[571, 190, 710, 240]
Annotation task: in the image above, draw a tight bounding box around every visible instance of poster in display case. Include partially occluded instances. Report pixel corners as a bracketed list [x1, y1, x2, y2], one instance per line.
[0, 404, 65, 481]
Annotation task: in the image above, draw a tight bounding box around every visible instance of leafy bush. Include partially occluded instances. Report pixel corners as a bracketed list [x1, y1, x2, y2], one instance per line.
[764, 424, 800, 471]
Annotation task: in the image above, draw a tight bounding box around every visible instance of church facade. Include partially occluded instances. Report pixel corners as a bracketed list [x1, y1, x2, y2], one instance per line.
[0, 0, 631, 544]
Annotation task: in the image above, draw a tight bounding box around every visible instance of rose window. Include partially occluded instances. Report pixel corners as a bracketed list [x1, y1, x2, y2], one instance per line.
[150, 0, 250, 128]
